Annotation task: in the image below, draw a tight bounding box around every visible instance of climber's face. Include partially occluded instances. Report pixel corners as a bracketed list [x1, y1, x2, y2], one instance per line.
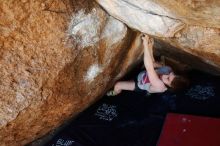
[161, 72, 175, 87]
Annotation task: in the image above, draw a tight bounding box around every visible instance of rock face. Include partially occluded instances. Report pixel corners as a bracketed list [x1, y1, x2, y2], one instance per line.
[97, 0, 185, 37]
[162, 26, 220, 72]
[96, 0, 220, 72]
[0, 0, 143, 145]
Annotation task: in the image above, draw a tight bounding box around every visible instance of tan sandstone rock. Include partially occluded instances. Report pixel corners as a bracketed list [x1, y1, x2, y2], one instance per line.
[0, 0, 142, 145]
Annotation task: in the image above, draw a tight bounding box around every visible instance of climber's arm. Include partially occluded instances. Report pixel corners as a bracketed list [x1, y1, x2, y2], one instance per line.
[142, 35, 167, 93]
[147, 36, 163, 68]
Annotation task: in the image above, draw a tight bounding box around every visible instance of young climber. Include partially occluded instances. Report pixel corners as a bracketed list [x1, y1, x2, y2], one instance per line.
[107, 35, 189, 96]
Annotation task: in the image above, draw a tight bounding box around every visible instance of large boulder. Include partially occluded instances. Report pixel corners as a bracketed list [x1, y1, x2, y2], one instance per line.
[96, 0, 220, 73]
[0, 0, 142, 145]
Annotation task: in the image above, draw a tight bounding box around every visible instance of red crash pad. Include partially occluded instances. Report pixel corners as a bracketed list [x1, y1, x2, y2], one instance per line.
[157, 113, 220, 146]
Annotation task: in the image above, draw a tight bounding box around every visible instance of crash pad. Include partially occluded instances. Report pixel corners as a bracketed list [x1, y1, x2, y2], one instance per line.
[46, 70, 220, 146]
[157, 113, 220, 146]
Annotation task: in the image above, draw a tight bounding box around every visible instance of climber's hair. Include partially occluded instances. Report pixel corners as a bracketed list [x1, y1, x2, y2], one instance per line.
[170, 75, 190, 92]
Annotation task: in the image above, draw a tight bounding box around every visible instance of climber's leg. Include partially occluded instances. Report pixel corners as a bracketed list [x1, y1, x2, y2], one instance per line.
[107, 81, 135, 96]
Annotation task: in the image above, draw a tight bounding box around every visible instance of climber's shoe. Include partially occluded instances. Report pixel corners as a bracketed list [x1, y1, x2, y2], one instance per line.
[106, 90, 118, 96]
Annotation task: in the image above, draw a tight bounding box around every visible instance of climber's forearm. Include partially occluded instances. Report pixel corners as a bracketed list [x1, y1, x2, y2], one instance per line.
[149, 44, 155, 62]
[143, 42, 155, 72]
[143, 35, 157, 67]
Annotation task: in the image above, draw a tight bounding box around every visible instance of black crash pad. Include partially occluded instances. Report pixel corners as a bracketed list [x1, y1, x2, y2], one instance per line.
[47, 71, 220, 146]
